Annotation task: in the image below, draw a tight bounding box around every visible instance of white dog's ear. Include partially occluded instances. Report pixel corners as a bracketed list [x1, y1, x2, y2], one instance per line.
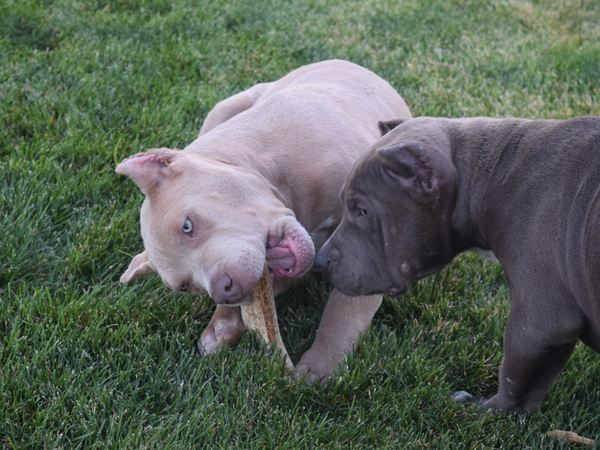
[377, 141, 457, 204]
[120, 251, 156, 283]
[378, 119, 406, 136]
[116, 148, 180, 195]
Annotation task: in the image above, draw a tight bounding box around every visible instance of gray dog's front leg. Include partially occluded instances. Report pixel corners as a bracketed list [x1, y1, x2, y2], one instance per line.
[481, 306, 580, 412]
[292, 289, 382, 382]
[453, 285, 583, 412]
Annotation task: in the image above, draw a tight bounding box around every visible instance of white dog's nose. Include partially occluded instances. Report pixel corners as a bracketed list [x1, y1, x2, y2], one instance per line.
[211, 273, 245, 304]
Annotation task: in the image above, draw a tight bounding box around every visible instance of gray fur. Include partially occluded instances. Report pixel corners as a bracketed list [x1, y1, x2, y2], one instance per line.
[317, 116, 600, 411]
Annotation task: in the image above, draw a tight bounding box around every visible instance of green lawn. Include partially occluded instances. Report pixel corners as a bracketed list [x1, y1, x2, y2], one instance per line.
[2, 0, 600, 448]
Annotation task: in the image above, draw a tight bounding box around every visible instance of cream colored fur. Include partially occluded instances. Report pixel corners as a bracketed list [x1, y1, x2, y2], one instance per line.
[116, 60, 411, 380]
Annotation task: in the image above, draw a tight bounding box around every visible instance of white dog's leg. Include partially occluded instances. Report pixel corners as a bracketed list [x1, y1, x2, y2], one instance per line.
[292, 289, 382, 382]
[199, 304, 245, 355]
[198, 82, 271, 136]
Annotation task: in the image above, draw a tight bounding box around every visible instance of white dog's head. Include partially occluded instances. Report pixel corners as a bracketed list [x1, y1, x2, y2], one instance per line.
[116, 148, 315, 305]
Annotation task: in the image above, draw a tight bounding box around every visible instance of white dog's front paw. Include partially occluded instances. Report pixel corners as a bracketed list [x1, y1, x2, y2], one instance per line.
[290, 350, 346, 385]
[198, 329, 225, 355]
[198, 315, 245, 355]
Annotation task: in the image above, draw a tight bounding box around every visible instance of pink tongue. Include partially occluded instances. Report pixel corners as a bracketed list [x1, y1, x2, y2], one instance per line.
[266, 246, 296, 270]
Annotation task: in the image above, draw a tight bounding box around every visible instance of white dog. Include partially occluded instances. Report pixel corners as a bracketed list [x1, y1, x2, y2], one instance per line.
[116, 60, 411, 380]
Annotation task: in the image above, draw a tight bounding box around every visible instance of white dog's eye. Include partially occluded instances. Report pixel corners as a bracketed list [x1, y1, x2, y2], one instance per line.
[182, 218, 193, 234]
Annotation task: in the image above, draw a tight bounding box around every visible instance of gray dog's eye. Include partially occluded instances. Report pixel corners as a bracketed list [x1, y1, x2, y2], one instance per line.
[360, 209, 368, 217]
[183, 218, 193, 234]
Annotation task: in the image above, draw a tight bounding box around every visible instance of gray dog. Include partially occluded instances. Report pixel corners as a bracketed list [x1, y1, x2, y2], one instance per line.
[316, 116, 600, 411]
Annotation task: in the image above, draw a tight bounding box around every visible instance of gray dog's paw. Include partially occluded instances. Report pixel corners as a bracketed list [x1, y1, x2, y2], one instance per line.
[449, 391, 488, 409]
[451, 391, 476, 403]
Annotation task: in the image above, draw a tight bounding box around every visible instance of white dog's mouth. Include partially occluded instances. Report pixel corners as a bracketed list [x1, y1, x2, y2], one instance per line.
[222, 295, 252, 307]
[266, 245, 299, 277]
[177, 225, 315, 305]
[266, 227, 315, 282]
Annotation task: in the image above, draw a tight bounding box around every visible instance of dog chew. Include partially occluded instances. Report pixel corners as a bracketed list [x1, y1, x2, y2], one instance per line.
[240, 263, 294, 374]
[546, 430, 595, 446]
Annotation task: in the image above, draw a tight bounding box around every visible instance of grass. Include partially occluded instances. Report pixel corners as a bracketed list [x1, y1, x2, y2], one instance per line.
[1, 0, 600, 447]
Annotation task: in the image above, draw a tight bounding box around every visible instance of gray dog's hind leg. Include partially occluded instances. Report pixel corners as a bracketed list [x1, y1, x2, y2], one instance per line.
[291, 289, 382, 382]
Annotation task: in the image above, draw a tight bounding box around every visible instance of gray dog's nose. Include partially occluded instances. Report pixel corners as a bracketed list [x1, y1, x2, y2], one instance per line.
[314, 252, 331, 271]
[315, 247, 339, 272]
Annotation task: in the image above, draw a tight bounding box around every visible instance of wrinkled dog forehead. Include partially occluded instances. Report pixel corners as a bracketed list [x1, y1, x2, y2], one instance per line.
[137, 168, 271, 261]
[140, 196, 180, 238]
[139, 199, 190, 269]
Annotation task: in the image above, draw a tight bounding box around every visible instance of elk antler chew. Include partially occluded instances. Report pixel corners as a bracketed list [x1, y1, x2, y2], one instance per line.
[240, 263, 294, 374]
[546, 430, 595, 446]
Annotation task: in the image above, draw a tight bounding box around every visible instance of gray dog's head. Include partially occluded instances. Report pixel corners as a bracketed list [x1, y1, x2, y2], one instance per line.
[316, 125, 461, 297]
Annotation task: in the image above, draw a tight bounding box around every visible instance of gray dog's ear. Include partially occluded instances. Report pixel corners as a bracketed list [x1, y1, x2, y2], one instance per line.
[116, 148, 180, 195]
[378, 119, 406, 136]
[120, 251, 156, 283]
[377, 141, 456, 204]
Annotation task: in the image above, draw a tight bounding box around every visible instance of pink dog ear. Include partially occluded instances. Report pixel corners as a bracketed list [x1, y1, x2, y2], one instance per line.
[115, 148, 178, 195]
[120, 251, 156, 283]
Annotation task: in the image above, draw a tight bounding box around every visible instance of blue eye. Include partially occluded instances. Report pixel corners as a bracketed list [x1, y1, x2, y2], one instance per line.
[183, 218, 193, 234]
